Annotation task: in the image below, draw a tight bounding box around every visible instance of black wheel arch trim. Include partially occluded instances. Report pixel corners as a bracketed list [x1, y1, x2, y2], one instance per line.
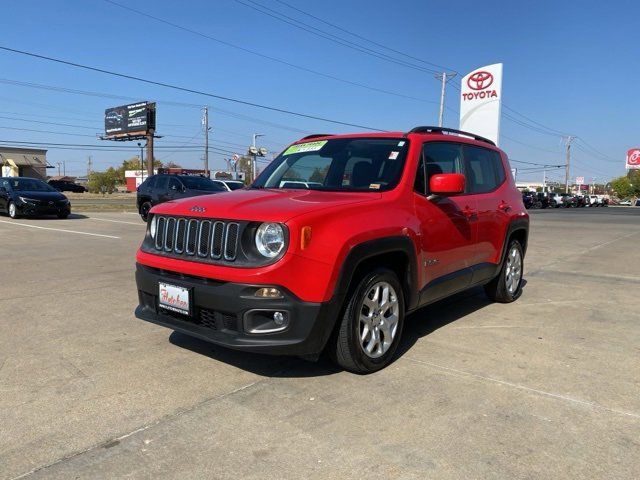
[500, 217, 529, 264]
[332, 236, 419, 312]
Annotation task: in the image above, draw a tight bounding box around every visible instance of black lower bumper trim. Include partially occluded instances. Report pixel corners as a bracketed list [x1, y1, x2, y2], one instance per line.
[135, 263, 344, 357]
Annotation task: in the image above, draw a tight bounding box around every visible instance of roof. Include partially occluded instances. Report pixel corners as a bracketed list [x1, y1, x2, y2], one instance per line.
[0, 146, 48, 167]
[292, 127, 499, 149]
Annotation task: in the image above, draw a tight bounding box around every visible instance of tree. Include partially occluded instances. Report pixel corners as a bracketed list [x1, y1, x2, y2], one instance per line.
[610, 174, 640, 199]
[88, 167, 119, 194]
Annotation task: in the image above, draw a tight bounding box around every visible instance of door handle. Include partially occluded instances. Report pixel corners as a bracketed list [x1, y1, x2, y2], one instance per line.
[498, 201, 511, 212]
[463, 206, 477, 220]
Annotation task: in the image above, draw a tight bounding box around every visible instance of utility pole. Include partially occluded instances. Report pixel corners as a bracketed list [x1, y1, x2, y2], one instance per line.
[87, 156, 92, 178]
[543, 166, 547, 192]
[57, 162, 61, 176]
[435, 72, 457, 127]
[146, 129, 154, 177]
[203, 107, 210, 177]
[564, 136, 575, 193]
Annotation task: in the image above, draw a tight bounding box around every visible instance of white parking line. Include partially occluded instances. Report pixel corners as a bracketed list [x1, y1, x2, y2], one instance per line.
[88, 217, 144, 226]
[0, 219, 120, 239]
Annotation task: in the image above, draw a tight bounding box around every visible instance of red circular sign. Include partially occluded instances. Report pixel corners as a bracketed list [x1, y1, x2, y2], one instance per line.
[467, 71, 494, 91]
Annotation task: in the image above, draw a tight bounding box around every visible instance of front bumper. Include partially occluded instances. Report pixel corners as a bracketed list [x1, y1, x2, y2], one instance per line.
[135, 263, 343, 357]
[17, 202, 70, 216]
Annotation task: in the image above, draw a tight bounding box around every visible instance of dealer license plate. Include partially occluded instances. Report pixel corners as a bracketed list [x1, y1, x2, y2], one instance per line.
[158, 282, 191, 316]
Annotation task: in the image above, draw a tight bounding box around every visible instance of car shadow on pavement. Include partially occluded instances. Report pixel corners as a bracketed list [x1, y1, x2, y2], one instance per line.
[169, 282, 527, 377]
[169, 331, 341, 378]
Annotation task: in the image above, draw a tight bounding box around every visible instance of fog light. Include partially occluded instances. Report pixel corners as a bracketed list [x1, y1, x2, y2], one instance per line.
[255, 287, 282, 298]
[273, 311, 285, 326]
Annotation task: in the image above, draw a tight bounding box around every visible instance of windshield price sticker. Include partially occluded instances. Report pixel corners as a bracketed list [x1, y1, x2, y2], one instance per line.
[283, 140, 328, 156]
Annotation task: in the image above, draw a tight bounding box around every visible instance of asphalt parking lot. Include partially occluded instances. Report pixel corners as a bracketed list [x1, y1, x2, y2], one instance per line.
[1, 207, 639, 479]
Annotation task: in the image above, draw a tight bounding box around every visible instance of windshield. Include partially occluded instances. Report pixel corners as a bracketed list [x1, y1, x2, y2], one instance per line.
[226, 181, 245, 191]
[179, 176, 225, 192]
[253, 137, 410, 191]
[8, 178, 58, 192]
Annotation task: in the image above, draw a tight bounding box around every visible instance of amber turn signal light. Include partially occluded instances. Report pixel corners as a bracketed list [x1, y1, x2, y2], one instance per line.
[300, 226, 312, 250]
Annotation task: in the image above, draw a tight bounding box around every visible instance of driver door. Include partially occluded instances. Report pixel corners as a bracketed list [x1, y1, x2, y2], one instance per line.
[413, 142, 477, 304]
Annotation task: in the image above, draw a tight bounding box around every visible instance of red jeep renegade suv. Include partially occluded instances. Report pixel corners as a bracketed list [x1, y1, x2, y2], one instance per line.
[135, 126, 529, 373]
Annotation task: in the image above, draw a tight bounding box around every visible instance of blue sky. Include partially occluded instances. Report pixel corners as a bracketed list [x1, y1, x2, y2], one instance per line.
[0, 0, 637, 182]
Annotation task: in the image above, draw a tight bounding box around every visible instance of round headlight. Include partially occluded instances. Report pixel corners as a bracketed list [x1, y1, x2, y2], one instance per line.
[255, 223, 285, 258]
[149, 215, 157, 238]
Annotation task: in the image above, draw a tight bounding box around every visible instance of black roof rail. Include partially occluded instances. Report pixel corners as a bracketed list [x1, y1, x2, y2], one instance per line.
[406, 126, 496, 146]
[300, 134, 333, 141]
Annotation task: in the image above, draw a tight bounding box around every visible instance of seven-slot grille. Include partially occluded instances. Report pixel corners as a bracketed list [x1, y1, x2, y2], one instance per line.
[154, 216, 240, 261]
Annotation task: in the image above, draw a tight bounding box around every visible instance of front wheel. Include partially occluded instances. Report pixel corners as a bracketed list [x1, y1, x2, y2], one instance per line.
[329, 269, 405, 374]
[8, 201, 18, 219]
[139, 201, 152, 222]
[484, 240, 524, 303]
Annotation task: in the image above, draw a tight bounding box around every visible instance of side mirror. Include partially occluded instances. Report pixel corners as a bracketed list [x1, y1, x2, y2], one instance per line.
[429, 173, 465, 195]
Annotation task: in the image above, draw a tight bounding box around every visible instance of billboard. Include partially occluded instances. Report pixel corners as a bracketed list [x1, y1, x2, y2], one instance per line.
[104, 102, 156, 137]
[626, 148, 640, 170]
[459, 63, 503, 145]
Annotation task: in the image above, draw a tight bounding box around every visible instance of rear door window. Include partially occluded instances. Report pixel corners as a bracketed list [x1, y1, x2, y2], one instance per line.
[463, 145, 504, 194]
[155, 176, 169, 191]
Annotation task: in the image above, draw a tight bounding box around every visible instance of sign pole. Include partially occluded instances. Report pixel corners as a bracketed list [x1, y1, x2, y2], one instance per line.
[146, 129, 154, 178]
[564, 136, 574, 193]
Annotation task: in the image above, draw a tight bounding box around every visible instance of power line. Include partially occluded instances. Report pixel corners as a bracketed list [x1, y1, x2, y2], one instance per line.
[0, 78, 313, 135]
[233, 0, 441, 75]
[102, 0, 438, 105]
[0, 46, 384, 132]
[271, 0, 455, 73]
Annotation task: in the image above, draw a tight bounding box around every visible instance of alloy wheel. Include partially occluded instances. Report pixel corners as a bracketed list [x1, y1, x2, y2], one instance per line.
[358, 281, 400, 358]
[505, 246, 523, 294]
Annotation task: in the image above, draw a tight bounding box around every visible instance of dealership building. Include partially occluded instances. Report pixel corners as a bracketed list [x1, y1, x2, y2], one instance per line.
[0, 146, 50, 179]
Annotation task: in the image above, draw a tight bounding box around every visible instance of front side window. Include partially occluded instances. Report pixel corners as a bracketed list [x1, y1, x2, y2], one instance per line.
[415, 142, 463, 195]
[253, 137, 410, 191]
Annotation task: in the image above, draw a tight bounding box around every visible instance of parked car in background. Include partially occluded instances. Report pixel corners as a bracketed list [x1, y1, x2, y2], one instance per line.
[618, 199, 632, 206]
[535, 192, 550, 209]
[522, 192, 536, 209]
[0, 177, 71, 219]
[548, 192, 563, 208]
[211, 179, 245, 192]
[559, 193, 576, 208]
[48, 179, 87, 193]
[136, 174, 227, 221]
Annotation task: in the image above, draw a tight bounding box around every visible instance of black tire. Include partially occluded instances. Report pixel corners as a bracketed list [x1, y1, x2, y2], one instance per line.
[140, 201, 152, 222]
[8, 201, 18, 219]
[57, 212, 69, 219]
[329, 268, 405, 374]
[484, 239, 524, 303]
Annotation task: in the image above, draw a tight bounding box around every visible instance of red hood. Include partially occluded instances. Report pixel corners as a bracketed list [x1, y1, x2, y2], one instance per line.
[150, 188, 382, 222]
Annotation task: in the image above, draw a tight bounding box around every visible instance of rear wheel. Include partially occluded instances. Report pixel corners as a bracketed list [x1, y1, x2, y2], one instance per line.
[8, 202, 18, 219]
[140, 201, 152, 222]
[329, 269, 405, 374]
[484, 240, 524, 303]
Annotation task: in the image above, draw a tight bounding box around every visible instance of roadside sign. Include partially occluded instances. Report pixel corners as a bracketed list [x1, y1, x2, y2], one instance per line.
[576, 176, 585, 184]
[233, 153, 239, 162]
[626, 149, 640, 170]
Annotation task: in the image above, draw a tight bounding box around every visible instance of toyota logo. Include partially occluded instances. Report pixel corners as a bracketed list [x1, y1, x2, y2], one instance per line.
[467, 71, 494, 91]
[190, 205, 206, 213]
[49, 201, 54, 205]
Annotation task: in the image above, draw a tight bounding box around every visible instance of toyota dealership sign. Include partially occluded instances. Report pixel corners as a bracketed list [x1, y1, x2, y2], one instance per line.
[626, 148, 640, 170]
[460, 63, 503, 145]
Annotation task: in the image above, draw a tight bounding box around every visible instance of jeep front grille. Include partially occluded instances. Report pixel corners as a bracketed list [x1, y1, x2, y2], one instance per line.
[153, 216, 240, 263]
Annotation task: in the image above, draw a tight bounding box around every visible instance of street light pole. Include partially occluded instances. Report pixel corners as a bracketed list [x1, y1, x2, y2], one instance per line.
[138, 142, 145, 183]
[252, 133, 265, 182]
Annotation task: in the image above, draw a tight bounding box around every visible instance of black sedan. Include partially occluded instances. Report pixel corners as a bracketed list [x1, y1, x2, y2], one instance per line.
[0, 177, 71, 219]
